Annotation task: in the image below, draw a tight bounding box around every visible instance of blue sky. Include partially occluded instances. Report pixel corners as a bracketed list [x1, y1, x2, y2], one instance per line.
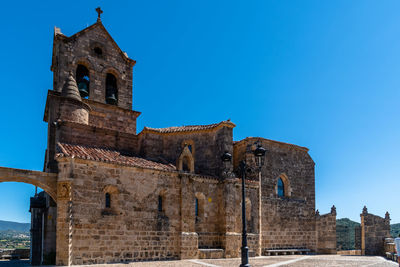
[0, 0, 399, 224]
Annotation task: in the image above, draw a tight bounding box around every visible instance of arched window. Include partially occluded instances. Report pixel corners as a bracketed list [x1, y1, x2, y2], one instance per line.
[277, 178, 285, 197]
[76, 65, 90, 98]
[105, 73, 118, 105]
[105, 193, 111, 208]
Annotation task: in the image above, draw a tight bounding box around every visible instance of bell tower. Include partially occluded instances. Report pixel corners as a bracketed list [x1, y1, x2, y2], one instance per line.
[50, 7, 136, 109]
[44, 8, 140, 173]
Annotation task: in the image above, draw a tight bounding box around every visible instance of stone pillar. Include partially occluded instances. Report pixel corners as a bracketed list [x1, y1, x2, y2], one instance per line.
[56, 181, 72, 266]
[179, 175, 198, 259]
[30, 194, 46, 265]
[361, 206, 367, 255]
[223, 180, 241, 258]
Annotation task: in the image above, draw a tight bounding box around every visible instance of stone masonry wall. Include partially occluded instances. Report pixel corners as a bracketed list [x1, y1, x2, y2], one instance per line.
[316, 207, 337, 254]
[84, 99, 139, 134]
[57, 121, 138, 153]
[139, 126, 233, 177]
[355, 226, 361, 250]
[189, 176, 224, 249]
[234, 138, 316, 253]
[58, 159, 182, 264]
[361, 207, 391, 256]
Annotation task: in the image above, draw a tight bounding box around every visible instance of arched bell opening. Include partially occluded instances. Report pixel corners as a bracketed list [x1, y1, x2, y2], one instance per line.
[76, 65, 90, 99]
[0, 182, 57, 265]
[105, 73, 118, 105]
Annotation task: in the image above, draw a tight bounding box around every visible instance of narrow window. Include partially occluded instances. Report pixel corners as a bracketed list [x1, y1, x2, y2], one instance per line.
[188, 144, 192, 152]
[158, 195, 163, 212]
[105, 73, 118, 105]
[277, 178, 285, 197]
[195, 197, 199, 217]
[76, 65, 90, 98]
[105, 193, 111, 208]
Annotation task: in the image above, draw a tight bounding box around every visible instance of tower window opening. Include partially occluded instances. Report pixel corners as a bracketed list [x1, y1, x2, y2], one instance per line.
[105, 73, 118, 105]
[76, 65, 90, 98]
[277, 178, 285, 198]
[105, 193, 111, 208]
[94, 47, 103, 56]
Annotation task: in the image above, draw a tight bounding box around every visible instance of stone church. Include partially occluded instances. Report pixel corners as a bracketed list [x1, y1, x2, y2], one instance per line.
[0, 9, 337, 265]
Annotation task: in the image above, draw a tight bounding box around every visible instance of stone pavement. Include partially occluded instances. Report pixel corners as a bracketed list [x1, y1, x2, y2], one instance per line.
[0, 255, 398, 266]
[84, 255, 398, 267]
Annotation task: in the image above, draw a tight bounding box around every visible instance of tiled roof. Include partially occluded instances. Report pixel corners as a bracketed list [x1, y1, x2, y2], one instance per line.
[142, 120, 235, 134]
[56, 143, 176, 171]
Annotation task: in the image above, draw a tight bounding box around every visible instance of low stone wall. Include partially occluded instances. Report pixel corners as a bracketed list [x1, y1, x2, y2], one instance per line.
[198, 249, 224, 259]
[360, 207, 391, 256]
[223, 232, 259, 258]
[337, 250, 361, 256]
[197, 232, 223, 249]
[0, 249, 30, 259]
[180, 232, 199, 260]
[316, 206, 337, 254]
[72, 230, 180, 265]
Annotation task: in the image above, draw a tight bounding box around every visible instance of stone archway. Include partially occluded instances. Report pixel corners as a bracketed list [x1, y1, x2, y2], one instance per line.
[0, 166, 59, 265]
[0, 167, 57, 202]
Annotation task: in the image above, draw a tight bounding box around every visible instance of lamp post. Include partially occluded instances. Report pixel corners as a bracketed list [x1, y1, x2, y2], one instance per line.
[221, 144, 266, 267]
[254, 144, 266, 258]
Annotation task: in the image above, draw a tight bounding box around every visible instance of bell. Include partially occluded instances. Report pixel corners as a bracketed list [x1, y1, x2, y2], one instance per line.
[106, 93, 117, 105]
[77, 80, 89, 98]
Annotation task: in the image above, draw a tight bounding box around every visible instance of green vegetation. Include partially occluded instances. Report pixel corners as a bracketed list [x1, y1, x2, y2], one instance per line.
[0, 220, 30, 249]
[0, 230, 30, 249]
[336, 218, 360, 250]
[391, 223, 400, 238]
[336, 218, 400, 251]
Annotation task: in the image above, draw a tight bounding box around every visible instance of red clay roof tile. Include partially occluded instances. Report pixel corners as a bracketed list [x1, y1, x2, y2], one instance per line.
[56, 143, 176, 171]
[142, 120, 235, 134]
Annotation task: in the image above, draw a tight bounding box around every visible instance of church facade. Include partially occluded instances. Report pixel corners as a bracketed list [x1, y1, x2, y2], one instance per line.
[3, 10, 337, 265]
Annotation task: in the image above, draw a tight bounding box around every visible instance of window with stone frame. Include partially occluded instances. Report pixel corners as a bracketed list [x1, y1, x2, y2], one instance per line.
[276, 174, 291, 198]
[277, 178, 285, 197]
[105, 193, 111, 208]
[102, 185, 119, 216]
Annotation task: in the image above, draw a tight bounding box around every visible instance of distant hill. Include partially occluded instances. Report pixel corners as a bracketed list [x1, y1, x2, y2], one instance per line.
[392, 223, 400, 238]
[336, 218, 360, 250]
[336, 218, 400, 250]
[0, 220, 30, 233]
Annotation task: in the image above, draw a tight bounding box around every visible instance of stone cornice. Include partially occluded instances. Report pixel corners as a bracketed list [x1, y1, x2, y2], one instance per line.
[234, 136, 309, 152]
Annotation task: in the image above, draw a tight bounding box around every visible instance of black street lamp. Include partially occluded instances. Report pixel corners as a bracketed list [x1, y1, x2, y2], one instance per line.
[221, 144, 266, 267]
